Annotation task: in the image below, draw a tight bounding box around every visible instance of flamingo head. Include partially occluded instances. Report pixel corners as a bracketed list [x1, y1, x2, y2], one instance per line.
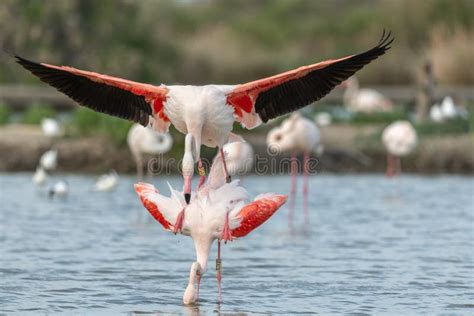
[183, 262, 202, 305]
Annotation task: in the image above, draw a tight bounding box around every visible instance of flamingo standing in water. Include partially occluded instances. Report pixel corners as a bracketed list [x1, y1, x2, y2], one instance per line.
[266, 113, 321, 226]
[134, 155, 286, 304]
[382, 120, 418, 177]
[14, 32, 392, 232]
[127, 124, 173, 179]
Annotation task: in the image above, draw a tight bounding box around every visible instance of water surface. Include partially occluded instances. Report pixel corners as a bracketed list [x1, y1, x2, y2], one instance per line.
[1, 174, 473, 314]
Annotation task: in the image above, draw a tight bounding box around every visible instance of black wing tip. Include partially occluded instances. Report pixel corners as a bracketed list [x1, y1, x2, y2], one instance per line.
[377, 29, 394, 51]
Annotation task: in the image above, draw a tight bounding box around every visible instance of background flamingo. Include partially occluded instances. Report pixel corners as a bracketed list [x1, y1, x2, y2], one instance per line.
[343, 76, 393, 113]
[94, 170, 119, 192]
[382, 120, 418, 177]
[266, 113, 321, 226]
[127, 124, 173, 180]
[13, 32, 392, 210]
[220, 138, 254, 178]
[134, 156, 286, 304]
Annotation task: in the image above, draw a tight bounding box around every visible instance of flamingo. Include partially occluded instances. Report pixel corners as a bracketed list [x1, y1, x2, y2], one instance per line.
[134, 155, 286, 304]
[266, 113, 321, 225]
[439, 96, 468, 120]
[127, 124, 173, 179]
[39, 148, 58, 171]
[342, 76, 393, 113]
[430, 103, 444, 123]
[13, 32, 392, 232]
[381, 120, 418, 177]
[94, 170, 119, 192]
[220, 138, 254, 177]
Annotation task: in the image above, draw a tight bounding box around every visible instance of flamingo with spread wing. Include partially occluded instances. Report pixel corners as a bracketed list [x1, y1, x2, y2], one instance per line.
[13, 31, 392, 232]
[134, 155, 286, 304]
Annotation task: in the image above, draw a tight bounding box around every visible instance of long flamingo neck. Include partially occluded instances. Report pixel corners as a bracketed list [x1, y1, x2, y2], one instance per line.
[194, 238, 213, 273]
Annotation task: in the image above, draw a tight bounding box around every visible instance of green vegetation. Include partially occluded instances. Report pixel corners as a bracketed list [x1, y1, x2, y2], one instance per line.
[0, 0, 472, 85]
[0, 103, 10, 125]
[350, 108, 408, 125]
[21, 103, 55, 124]
[415, 118, 471, 136]
[72, 108, 132, 146]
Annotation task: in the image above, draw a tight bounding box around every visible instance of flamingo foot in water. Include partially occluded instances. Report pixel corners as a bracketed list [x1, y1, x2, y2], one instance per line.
[173, 207, 185, 234]
[220, 211, 233, 243]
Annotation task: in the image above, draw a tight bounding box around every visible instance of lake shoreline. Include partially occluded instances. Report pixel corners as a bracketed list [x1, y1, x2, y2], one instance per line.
[1, 124, 473, 174]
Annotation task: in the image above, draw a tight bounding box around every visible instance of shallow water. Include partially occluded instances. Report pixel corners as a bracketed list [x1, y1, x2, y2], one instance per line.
[0, 173, 473, 315]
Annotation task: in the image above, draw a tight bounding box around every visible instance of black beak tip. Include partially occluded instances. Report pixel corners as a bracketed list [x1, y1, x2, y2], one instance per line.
[185, 193, 191, 204]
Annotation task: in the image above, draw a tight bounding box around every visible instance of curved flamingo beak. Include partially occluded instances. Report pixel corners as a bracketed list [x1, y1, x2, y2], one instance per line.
[184, 175, 191, 204]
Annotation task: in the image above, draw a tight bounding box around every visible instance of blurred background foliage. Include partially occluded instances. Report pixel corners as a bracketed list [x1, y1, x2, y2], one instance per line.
[1, 0, 473, 86]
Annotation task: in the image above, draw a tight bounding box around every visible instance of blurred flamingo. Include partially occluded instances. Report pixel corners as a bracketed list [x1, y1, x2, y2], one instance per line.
[382, 120, 418, 177]
[342, 76, 393, 113]
[39, 148, 58, 171]
[127, 124, 173, 180]
[266, 113, 321, 226]
[41, 118, 62, 138]
[134, 156, 286, 304]
[95, 170, 119, 192]
[220, 137, 254, 178]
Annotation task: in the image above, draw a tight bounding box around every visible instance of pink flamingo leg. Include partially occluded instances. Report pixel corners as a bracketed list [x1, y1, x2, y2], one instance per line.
[216, 240, 222, 302]
[289, 152, 298, 229]
[396, 156, 402, 177]
[220, 148, 231, 183]
[197, 159, 206, 189]
[303, 152, 310, 224]
[386, 153, 394, 178]
[220, 210, 233, 243]
[173, 207, 185, 234]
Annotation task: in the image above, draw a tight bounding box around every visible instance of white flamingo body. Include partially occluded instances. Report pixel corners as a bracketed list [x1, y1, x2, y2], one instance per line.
[344, 77, 393, 113]
[382, 121, 418, 157]
[95, 170, 119, 192]
[382, 120, 418, 177]
[222, 139, 254, 176]
[267, 113, 320, 154]
[39, 149, 58, 171]
[430, 104, 444, 122]
[127, 124, 173, 178]
[135, 156, 286, 304]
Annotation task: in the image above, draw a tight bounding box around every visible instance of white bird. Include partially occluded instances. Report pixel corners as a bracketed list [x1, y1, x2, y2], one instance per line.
[15, 32, 392, 231]
[430, 103, 444, 123]
[41, 118, 62, 137]
[382, 120, 418, 177]
[440, 96, 467, 120]
[39, 149, 58, 171]
[127, 124, 173, 180]
[95, 170, 119, 192]
[314, 112, 332, 127]
[32, 167, 47, 185]
[342, 76, 393, 113]
[134, 156, 286, 304]
[266, 113, 321, 225]
[221, 138, 254, 177]
[48, 180, 68, 198]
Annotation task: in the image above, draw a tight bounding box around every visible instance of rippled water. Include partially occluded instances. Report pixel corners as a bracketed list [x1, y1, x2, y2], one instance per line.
[0, 173, 473, 315]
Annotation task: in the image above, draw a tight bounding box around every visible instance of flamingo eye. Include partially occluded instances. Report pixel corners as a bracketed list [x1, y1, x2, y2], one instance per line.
[275, 134, 282, 141]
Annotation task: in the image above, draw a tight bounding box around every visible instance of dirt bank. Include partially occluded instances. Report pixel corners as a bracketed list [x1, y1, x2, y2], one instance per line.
[0, 124, 473, 174]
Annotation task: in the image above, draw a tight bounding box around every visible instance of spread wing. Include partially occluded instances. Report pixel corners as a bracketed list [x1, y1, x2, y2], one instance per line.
[231, 194, 287, 238]
[227, 31, 393, 127]
[14, 56, 169, 128]
[134, 182, 182, 231]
